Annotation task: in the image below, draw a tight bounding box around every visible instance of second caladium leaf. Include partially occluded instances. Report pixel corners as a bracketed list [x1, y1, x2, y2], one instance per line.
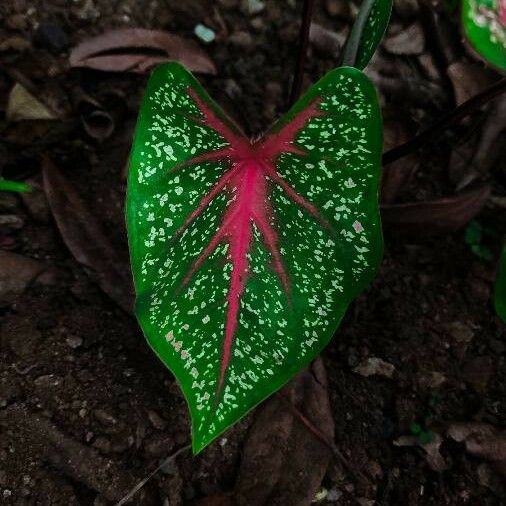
[462, 0, 506, 71]
[127, 62, 383, 453]
[341, 0, 392, 69]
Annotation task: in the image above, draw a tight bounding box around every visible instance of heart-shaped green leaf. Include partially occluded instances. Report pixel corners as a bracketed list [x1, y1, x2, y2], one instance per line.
[495, 244, 506, 321]
[462, 0, 506, 71]
[127, 62, 383, 453]
[341, 0, 393, 69]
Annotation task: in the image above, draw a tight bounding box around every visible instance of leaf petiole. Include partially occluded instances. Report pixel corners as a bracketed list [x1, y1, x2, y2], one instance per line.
[340, 0, 376, 67]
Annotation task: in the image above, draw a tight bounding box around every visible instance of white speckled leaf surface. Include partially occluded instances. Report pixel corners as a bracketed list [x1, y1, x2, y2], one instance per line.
[127, 63, 383, 452]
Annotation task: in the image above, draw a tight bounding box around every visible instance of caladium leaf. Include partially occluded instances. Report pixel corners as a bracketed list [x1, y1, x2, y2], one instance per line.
[495, 244, 506, 322]
[341, 0, 392, 69]
[461, 0, 506, 71]
[127, 62, 383, 453]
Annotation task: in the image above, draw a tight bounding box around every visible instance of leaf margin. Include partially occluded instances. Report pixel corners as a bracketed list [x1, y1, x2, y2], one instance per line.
[126, 62, 384, 453]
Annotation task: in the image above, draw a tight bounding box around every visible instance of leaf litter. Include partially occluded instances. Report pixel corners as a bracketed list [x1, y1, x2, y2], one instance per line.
[69, 28, 217, 74]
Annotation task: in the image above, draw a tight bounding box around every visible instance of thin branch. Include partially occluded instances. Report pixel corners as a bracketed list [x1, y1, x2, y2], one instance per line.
[114, 444, 191, 506]
[288, 0, 315, 108]
[382, 78, 506, 166]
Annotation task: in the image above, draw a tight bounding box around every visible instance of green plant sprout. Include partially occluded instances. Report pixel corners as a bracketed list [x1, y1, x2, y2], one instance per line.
[410, 421, 436, 445]
[461, 0, 506, 71]
[127, 0, 392, 453]
[465, 220, 494, 261]
[0, 179, 31, 193]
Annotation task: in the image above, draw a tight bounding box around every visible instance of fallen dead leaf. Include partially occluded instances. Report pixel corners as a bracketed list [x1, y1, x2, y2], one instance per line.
[6, 83, 57, 122]
[0, 251, 46, 306]
[0, 35, 31, 52]
[309, 23, 347, 59]
[235, 358, 334, 506]
[417, 370, 447, 389]
[446, 61, 492, 106]
[384, 23, 425, 55]
[73, 90, 115, 142]
[447, 423, 506, 463]
[381, 185, 491, 236]
[69, 28, 217, 74]
[42, 158, 133, 313]
[353, 357, 396, 379]
[394, 433, 448, 471]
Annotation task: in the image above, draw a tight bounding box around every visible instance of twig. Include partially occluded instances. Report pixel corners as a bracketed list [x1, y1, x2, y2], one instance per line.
[288, 0, 315, 107]
[277, 392, 368, 483]
[382, 78, 506, 166]
[114, 444, 191, 506]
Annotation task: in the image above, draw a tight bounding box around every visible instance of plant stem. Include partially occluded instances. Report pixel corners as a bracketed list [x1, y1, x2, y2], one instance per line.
[288, 0, 315, 107]
[382, 78, 506, 166]
[114, 444, 191, 506]
[340, 0, 375, 67]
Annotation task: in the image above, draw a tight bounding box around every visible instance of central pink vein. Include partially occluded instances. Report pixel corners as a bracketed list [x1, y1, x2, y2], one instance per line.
[174, 87, 327, 399]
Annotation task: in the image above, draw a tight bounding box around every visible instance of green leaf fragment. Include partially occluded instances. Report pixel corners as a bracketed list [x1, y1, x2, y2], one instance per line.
[341, 0, 393, 69]
[0, 179, 31, 193]
[462, 0, 506, 71]
[495, 244, 506, 322]
[126, 62, 383, 453]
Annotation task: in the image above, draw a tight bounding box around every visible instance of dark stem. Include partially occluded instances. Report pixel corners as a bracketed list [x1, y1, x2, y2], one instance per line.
[383, 78, 506, 166]
[288, 0, 315, 108]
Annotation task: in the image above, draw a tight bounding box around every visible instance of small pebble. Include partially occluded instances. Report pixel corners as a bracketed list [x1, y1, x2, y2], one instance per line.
[194, 24, 215, 44]
[66, 335, 83, 349]
[241, 0, 265, 15]
[147, 409, 167, 430]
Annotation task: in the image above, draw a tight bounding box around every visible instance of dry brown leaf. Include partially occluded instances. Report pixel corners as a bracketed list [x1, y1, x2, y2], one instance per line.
[6, 83, 57, 122]
[42, 158, 133, 313]
[381, 185, 490, 236]
[309, 23, 346, 58]
[384, 23, 425, 55]
[235, 358, 334, 506]
[448, 423, 506, 463]
[73, 90, 115, 142]
[353, 357, 396, 379]
[394, 434, 448, 471]
[69, 28, 217, 74]
[446, 61, 492, 106]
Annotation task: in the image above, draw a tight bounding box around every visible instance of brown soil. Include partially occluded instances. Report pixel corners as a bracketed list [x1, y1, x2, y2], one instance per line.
[0, 0, 505, 505]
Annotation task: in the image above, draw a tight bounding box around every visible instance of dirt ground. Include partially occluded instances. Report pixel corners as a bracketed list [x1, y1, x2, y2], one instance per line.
[0, 0, 505, 505]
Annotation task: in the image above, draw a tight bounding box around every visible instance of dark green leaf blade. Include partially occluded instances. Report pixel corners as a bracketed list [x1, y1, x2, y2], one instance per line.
[127, 63, 383, 453]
